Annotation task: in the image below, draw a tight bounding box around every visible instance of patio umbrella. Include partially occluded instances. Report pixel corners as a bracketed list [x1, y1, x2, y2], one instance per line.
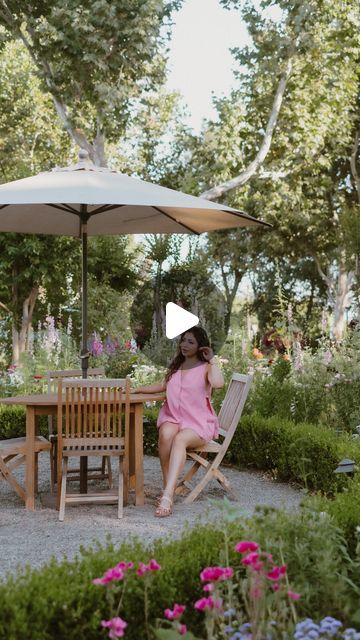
[0, 150, 269, 376]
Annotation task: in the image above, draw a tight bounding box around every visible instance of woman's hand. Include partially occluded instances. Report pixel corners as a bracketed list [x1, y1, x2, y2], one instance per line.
[198, 346, 215, 362]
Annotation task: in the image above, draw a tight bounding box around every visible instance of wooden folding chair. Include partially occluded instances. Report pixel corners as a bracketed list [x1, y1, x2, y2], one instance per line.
[175, 373, 253, 504]
[57, 378, 130, 521]
[0, 436, 50, 503]
[47, 368, 112, 492]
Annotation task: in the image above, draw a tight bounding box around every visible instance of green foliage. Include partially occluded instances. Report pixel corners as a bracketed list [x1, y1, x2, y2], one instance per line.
[306, 478, 360, 555]
[171, 0, 360, 333]
[0, 0, 182, 147]
[0, 509, 359, 638]
[242, 328, 360, 431]
[0, 404, 26, 438]
[0, 404, 47, 438]
[226, 413, 360, 494]
[0, 40, 72, 181]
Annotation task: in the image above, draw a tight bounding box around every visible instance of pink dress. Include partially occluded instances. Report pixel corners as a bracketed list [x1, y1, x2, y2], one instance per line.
[157, 362, 219, 442]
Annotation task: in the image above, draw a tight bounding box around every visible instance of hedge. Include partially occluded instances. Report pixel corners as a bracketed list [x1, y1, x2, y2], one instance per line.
[2, 404, 359, 554]
[141, 407, 360, 495]
[0, 507, 359, 640]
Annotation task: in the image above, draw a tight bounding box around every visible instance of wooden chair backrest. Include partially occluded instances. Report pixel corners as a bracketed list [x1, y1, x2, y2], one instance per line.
[47, 367, 105, 393]
[57, 378, 130, 449]
[217, 373, 253, 439]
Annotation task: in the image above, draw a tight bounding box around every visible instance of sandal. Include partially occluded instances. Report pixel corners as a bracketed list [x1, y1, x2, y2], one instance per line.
[154, 494, 173, 518]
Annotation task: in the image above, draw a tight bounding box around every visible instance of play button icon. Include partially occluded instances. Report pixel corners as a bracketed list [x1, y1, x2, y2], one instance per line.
[165, 302, 199, 339]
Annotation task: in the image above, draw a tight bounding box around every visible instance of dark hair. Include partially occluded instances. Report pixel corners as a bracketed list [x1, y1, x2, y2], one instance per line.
[165, 326, 210, 383]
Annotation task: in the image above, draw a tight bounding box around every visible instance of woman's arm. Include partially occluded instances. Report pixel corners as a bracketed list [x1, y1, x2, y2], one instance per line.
[132, 381, 166, 394]
[198, 347, 224, 389]
[207, 359, 224, 389]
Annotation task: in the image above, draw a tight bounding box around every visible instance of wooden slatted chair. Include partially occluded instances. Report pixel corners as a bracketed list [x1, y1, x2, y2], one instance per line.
[0, 436, 50, 503]
[47, 368, 112, 492]
[175, 373, 253, 504]
[57, 378, 130, 521]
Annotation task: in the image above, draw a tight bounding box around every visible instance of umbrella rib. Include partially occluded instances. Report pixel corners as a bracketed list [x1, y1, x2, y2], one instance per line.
[47, 203, 80, 214]
[151, 206, 200, 235]
[88, 204, 125, 215]
[217, 208, 271, 227]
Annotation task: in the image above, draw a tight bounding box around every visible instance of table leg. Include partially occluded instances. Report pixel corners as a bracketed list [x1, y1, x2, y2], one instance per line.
[134, 403, 144, 506]
[129, 411, 135, 490]
[80, 458, 88, 493]
[25, 406, 36, 510]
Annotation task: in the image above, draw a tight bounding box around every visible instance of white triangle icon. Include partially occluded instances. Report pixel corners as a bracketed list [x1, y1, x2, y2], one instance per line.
[165, 302, 199, 339]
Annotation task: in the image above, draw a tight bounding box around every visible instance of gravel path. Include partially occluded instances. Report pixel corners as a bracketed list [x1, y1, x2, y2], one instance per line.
[0, 454, 303, 581]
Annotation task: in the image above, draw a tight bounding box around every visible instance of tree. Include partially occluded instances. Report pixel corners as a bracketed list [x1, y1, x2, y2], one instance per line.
[168, 0, 359, 339]
[0, 0, 182, 165]
[0, 39, 79, 362]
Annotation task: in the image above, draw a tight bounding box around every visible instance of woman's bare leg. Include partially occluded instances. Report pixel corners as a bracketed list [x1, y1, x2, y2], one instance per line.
[158, 422, 179, 488]
[162, 428, 204, 500]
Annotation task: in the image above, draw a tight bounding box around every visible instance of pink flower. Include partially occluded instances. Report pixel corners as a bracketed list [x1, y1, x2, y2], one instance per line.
[235, 541, 259, 554]
[164, 604, 186, 620]
[200, 566, 234, 582]
[136, 559, 161, 576]
[93, 566, 125, 585]
[117, 561, 134, 570]
[194, 596, 222, 611]
[272, 582, 280, 591]
[101, 616, 127, 639]
[288, 590, 301, 600]
[266, 565, 287, 581]
[203, 583, 214, 592]
[178, 623, 187, 635]
[148, 559, 161, 571]
[136, 562, 148, 577]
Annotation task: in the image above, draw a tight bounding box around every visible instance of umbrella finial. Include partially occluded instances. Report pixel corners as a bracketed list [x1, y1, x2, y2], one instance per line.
[78, 148, 89, 161]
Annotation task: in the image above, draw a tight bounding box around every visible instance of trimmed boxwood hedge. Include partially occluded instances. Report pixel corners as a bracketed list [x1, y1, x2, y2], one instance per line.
[142, 407, 360, 495]
[0, 508, 359, 640]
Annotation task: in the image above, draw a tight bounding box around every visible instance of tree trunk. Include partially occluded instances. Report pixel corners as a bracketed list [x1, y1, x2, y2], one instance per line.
[332, 263, 354, 340]
[314, 254, 354, 340]
[11, 287, 38, 364]
[220, 265, 242, 337]
[200, 55, 294, 200]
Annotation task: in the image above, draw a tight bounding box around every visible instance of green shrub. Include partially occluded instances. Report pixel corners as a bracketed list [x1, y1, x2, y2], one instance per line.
[225, 413, 360, 494]
[0, 405, 26, 439]
[0, 405, 48, 440]
[306, 476, 360, 554]
[0, 508, 359, 639]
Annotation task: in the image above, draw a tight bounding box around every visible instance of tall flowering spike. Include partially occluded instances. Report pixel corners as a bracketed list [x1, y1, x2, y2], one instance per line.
[234, 541, 259, 554]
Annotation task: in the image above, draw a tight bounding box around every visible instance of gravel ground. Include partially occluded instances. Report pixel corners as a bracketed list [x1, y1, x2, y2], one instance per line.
[0, 454, 303, 582]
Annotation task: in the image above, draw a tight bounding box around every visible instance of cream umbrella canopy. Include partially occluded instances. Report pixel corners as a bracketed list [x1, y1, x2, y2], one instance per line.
[0, 150, 269, 376]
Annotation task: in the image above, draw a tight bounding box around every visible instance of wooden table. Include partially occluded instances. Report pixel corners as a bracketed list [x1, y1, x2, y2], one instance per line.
[0, 392, 165, 510]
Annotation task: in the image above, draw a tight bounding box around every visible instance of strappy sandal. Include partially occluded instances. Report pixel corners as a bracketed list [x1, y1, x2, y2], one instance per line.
[154, 494, 173, 518]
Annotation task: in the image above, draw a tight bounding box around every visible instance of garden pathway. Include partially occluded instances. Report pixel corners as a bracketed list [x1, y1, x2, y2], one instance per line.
[0, 455, 303, 581]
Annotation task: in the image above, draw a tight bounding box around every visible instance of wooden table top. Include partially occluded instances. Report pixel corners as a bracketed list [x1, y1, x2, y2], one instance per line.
[0, 392, 166, 406]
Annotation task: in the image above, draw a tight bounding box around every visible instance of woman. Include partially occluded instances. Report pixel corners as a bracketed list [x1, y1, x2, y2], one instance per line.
[133, 326, 224, 517]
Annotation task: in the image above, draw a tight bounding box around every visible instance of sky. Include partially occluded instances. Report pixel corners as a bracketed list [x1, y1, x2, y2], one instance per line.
[166, 0, 251, 133]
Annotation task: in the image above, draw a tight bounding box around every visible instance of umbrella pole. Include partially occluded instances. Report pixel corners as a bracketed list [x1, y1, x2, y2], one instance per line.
[80, 209, 89, 493]
[80, 209, 89, 380]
